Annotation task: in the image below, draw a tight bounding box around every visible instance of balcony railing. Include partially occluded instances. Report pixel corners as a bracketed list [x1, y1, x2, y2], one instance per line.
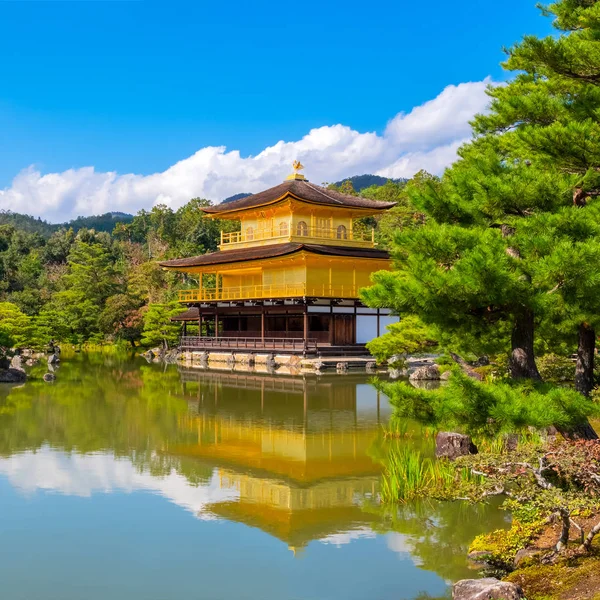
[220, 226, 375, 248]
[180, 336, 318, 353]
[178, 283, 359, 303]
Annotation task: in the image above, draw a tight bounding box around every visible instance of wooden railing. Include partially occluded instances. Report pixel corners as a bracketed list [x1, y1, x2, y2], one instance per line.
[178, 283, 359, 303]
[220, 226, 375, 248]
[179, 336, 318, 352]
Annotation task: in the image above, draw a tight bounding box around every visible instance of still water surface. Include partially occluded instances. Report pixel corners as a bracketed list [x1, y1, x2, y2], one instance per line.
[0, 353, 508, 600]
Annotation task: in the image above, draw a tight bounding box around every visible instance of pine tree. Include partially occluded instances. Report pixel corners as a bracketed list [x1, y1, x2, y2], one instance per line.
[473, 0, 600, 395]
[363, 1, 600, 438]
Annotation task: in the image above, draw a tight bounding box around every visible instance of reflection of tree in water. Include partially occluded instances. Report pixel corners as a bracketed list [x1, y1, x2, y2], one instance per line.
[0, 354, 207, 481]
[365, 498, 509, 583]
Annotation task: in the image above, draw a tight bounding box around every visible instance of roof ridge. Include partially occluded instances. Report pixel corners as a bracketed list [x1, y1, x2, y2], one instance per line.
[302, 181, 345, 205]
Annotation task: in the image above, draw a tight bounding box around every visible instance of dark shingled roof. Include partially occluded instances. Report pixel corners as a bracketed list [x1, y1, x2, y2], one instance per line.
[159, 243, 389, 269]
[201, 179, 396, 214]
[171, 307, 199, 321]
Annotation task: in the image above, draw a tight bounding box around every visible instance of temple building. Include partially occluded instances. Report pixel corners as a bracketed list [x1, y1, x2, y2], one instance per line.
[160, 164, 397, 355]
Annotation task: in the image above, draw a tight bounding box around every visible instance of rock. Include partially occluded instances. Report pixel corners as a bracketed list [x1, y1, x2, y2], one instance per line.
[313, 361, 324, 372]
[48, 354, 60, 365]
[441, 370, 452, 380]
[469, 356, 490, 367]
[336, 362, 348, 372]
[504, 433, 520, 452]
[409, 365, 441, 380]
[453, 578, 524, 600]
[467, 550, 494, 567]
[43, 373, 56, 382]
[388, 368, 403, 379]
[365, 361, 377, 373]
[0, 369, 27, 383]
[513, 547, 542, 568]
[10, 355, 25, 371]
[435, 432, 478, 460]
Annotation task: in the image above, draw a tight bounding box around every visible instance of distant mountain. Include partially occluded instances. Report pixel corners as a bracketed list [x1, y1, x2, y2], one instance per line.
[222, 192, 252, 204]
[0, 210, 134, 237]
[333, 174, 407, 192]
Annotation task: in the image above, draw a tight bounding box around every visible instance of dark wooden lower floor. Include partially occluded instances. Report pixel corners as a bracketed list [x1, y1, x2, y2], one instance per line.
[181, 313, 357, 346]
[173, 300, 391, 355]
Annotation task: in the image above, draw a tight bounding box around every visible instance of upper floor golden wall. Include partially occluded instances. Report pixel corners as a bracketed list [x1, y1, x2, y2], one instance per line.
[216, 199, 376, 250]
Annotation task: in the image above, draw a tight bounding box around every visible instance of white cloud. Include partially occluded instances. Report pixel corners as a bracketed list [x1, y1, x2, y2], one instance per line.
[0, 79, 493, 222]
[0, 447, 238, 518]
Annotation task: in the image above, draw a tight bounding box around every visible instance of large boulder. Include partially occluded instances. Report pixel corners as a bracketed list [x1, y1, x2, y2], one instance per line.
[409, 365, 441, 380]
[436, 432, 478, 460]
[0, 368, 27, 383]
[453, 578, 524, 600]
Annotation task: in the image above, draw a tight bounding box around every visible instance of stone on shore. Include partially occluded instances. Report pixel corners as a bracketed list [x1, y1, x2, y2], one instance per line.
[43, 373, 56, 382]
[435, 432, 478, 460]
[0, 368, 27, 383]
[409, 365, 441, 380]
[453, 578, 524, 600]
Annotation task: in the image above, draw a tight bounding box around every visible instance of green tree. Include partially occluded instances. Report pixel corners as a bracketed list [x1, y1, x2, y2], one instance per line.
[366, 316, 435, 363]
[0, 302, 34, 349]
[140, 302, 183, 348]
[64, 239, 119, 305]
[471, 0, 600, 395]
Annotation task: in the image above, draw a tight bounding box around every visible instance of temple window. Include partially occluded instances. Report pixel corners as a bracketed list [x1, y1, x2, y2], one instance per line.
[336, 225, 348, 240]
[246, 226, 255, 241]
[297, 221, 308, 236]
[279, 222, 289, 237]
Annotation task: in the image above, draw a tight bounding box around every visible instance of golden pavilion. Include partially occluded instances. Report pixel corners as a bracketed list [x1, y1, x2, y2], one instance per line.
[160, 164, 397, 355]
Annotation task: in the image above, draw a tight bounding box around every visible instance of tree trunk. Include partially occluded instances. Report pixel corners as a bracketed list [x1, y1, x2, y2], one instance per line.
[510, 308, 542, 380]
[575, 323, 595, 397]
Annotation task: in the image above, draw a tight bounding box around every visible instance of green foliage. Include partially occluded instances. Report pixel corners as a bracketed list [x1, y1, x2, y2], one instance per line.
[378, 368, 600, 438]
[0, 302, 35, 349]
[537, 354, 576, 383]
[140, 302, 183, 348]
[366, 315, 435, 363]
[0, 197, 230, 346]
[469, 519, 546, 572]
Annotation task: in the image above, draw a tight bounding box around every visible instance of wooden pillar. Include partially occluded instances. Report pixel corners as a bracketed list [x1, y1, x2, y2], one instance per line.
[183, 321, 187, 337]
[329, 302, 334, 345]
[353, 302, 357, 344]
[303, 302, 309, 355]
[198, 308, 202, 337]
[377, 309, 381, 337]
[261, 305, 265, 342]
[215, 310, 219, 339]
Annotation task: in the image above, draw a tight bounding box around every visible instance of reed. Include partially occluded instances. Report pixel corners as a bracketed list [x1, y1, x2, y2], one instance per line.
[380, 446, 481, 503]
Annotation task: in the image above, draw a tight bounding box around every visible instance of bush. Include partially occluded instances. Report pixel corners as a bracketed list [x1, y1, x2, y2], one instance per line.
[537, 354, 576, 383]
[378, 368, 600, 438]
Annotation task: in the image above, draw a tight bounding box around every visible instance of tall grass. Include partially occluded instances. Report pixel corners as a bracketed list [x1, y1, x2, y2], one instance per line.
[380, 446, 482, 503]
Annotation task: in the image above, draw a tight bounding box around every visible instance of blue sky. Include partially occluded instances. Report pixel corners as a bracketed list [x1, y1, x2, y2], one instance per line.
[0, 0, 553, 220]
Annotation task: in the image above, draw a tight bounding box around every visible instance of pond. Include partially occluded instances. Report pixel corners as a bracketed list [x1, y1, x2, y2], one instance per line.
[0, 353, 509, 600]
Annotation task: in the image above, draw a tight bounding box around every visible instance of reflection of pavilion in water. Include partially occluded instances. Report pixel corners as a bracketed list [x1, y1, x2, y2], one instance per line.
[171, 370, 391, 550]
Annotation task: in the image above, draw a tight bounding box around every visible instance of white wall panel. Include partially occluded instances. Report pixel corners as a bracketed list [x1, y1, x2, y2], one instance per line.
[356, 315, 378, 344]
[380, 315, 399, 333]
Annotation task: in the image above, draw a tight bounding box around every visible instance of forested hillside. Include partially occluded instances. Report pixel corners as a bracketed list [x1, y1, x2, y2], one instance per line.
[0, 176, 421, 348]
[0, 210, 134, 237]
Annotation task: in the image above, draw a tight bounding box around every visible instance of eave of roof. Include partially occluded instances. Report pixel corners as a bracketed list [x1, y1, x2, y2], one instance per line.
[158, 243, 390, 270]
[202, 180, 396, 215]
